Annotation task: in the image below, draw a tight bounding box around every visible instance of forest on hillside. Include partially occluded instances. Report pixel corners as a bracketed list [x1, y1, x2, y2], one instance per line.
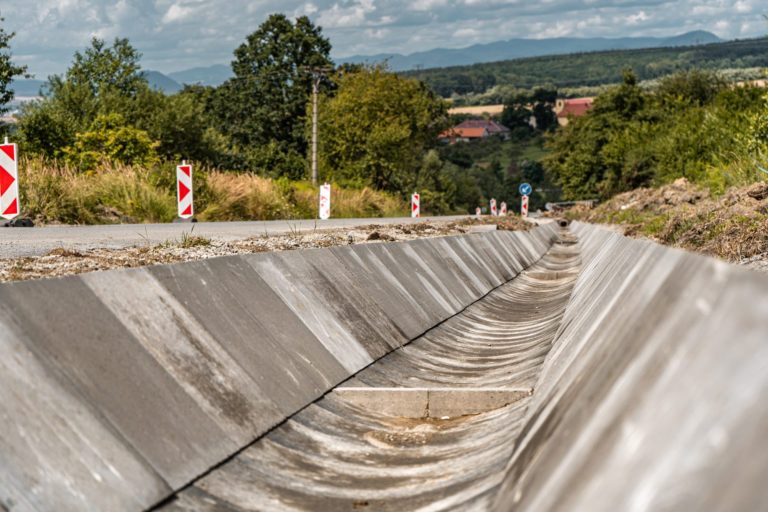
[404, 37, 768, 102]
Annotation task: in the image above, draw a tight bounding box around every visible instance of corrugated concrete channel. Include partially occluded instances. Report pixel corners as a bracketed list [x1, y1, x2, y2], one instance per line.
[0, 224, 558, 512]
[159, 226, 581, 511]
[3, 220, 768, 512]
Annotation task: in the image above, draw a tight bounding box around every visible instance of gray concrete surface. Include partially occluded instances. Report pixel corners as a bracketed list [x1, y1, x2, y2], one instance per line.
[0, 215, 470, 258]
[492, 222, 768, 512]
[333, 388, 533, 418]
[160, 227, 578, 511]
[6, 218, 765, 512]
[0, 224, 557, 511]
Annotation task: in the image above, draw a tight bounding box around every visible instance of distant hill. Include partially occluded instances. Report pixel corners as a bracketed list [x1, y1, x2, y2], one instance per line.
[144, 71, 183, 93]
[9, 72, 183, 98]
[168, 64, 233, 87]
[402, 36, 768, 98]
[336, 31, 723, 71]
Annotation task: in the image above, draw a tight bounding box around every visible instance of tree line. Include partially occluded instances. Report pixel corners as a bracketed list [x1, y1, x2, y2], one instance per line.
[545, 68, 768, 199]
[405, 37, 768, 101]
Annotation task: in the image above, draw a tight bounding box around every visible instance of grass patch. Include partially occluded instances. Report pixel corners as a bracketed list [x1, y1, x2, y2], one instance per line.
[17, 157, 407, 224]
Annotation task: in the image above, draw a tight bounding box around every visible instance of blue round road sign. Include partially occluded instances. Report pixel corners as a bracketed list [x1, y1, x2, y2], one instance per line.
[519, 183, 532, 195]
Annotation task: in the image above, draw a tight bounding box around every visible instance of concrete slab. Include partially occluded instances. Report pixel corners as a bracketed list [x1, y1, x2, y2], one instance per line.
[242, 252, 374, 373]
[269, 248, 407, 357]
[404, 238, 480, 307]
[334, 387, 533, 418]
[329, 244, 435, 340]
[443, 235, 503, 288]
[0, 277, 234, 489]
[148, 256, 349, 416]
[81, 268, 285, 444]
[425, 237, 490, 298]
[356, 242, 456, 323]
[375, 241, 466, 315]
[0, 310, 169, 512]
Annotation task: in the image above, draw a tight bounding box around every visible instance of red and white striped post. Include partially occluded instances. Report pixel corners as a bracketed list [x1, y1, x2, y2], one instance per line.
[411, 192, 420, 218]
[521, 195, 529, 217]
[490, 198, 497, 216]
[475, 207, 481, 216]
[499, 202, 507, 216]
[319, 183, 331, 220]
[176, 161, 193, 218]
[0, 137, 20, 220]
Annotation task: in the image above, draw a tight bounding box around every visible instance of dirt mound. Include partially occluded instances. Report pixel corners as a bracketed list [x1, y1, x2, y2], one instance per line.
[570, 178, 768, 268]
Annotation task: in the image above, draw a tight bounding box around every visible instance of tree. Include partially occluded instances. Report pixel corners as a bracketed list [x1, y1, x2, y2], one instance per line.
[63, 113, 158, 171]
[47, 37, 144, 99]
[544, 69, 655, 199]
[316, 64, 449, 192]
[17, 38, 217, 164]
[656, 69, 726, 107]
[501, 87, 557, 138]
[17, 38, 149, 157]
[208, 14, 332, 178]
[0, 17, 29, 116]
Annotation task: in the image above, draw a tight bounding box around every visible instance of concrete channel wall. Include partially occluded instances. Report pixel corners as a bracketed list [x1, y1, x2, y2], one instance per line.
[0, 223, 558, 512]
[494, 222, 768, 511]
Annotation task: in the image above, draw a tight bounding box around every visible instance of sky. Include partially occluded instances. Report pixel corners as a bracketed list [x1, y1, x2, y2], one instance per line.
[2, 0, 766, 78]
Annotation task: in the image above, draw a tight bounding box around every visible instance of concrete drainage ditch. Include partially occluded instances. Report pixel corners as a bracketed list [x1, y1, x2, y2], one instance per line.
[2, 220, 768, 512]
[157, 228, 581, 511]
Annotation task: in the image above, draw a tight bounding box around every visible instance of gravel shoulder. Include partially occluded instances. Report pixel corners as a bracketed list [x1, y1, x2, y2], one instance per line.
[0, 217, 534, 283]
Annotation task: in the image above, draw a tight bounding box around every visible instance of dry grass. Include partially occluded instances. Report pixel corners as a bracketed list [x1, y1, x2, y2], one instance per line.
[15, 157, 407, 224]
[569, 177, 768, 262]
[198, 172, 295, 221]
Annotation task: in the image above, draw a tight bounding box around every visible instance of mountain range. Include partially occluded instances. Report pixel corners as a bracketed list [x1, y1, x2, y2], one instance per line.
[335, 30, 722, 71]
[9, 30, 722, 97]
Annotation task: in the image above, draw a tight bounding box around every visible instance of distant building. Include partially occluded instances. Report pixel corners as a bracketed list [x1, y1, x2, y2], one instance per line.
[554, 98, 594, 126]
[440, 119, 511, 144]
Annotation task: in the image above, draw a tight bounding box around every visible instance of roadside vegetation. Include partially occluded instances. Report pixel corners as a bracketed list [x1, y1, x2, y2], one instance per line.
[17, 157, 405, 224]
[544, 69, 767, 199]
[567, 178, 768, 263]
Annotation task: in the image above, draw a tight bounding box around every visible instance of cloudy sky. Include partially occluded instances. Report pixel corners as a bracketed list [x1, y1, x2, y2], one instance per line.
[2, 0, 766, 77]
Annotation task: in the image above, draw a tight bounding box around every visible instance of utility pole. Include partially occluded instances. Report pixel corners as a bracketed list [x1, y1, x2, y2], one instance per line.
[305, 67, 331, 186]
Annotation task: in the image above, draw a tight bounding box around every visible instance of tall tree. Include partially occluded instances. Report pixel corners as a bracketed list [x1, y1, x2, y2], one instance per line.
[209, 14, 332, 177]
[0, 17, 29, 116]
[17, 38, 216, 163]
[17, 38, 149, 157]
[317, 64, 449, 192]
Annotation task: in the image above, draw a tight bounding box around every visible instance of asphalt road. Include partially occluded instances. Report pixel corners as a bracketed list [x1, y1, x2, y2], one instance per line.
[0, 215, 471, 259]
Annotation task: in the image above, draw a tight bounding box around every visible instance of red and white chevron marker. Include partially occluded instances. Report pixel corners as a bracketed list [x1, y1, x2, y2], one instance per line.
[411, 193, 420, 218]
[475, 207, 481, 216]
[319, 183, 331, 220]
[176, 162, 193, 218]
[499, 202, 507, 216]
[490, 198, 497, 216]
[0, 139, 20, 220]
[521, 194, 529, 217]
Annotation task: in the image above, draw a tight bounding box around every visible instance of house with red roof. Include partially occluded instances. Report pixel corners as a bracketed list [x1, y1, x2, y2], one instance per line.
[554, 98, 594, 126]
[439, 119, 511, 144]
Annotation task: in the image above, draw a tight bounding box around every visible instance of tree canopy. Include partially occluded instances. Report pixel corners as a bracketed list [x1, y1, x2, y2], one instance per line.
[207, 13, 332, 178]
[543, 69, 766, 199]
[317, 65, 449, 192]
[0, 17, 29, 116]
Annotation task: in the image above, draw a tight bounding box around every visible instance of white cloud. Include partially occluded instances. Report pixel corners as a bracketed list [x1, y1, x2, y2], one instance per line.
[626, 11, 649, 25]
[162, 3, 196, 23]
[5, 0, 768, 77]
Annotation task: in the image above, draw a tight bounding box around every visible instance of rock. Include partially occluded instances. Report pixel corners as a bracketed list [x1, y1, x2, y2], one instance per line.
[746, 182, 768, 201]
[3, 217, 34, 227]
